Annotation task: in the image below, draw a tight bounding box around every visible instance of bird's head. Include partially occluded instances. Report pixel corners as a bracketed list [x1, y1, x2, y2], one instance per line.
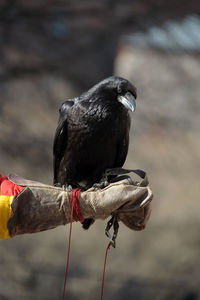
[88, 76, 137, 112]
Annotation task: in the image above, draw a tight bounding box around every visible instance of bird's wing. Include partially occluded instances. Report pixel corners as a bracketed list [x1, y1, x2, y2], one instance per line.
[53, 101, 73, 185]
[115, 128, 130, 168]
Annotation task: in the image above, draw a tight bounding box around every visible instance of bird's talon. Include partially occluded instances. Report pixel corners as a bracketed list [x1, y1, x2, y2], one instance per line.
[62, 184, 72, 191]
[67, 185, 73, 191]
[93, 180, 109, 190]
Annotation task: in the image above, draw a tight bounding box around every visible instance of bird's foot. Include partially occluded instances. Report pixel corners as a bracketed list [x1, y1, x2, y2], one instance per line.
[92, 178, 109, 190]
[105, 215, 119, 248]
[62, 184, 73, 191]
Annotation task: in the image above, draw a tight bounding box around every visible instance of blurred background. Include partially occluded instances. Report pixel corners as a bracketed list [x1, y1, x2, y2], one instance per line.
[0, 0, 200, 299]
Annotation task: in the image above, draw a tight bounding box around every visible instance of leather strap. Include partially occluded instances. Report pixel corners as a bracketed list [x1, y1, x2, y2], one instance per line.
[104, 168, 149, 187]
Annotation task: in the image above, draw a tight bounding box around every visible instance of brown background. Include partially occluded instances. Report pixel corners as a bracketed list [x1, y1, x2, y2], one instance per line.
[0, 1, 200, 299]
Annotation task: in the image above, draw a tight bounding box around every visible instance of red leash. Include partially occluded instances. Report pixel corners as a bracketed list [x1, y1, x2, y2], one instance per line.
[62, 188, 83, 300]
[101, 242, 111, 300]
[62, 188, 111, 300]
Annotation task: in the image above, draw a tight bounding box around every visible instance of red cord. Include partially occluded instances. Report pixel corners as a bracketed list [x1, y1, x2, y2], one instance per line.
[62, 188, 83, 300]
[101, 242, 111, 300]
[70, 188, 84, 223]
[61, 188, 111, 300]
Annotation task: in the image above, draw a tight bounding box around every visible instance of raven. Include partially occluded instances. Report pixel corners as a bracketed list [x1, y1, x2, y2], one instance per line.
[53, 76, 137, 229]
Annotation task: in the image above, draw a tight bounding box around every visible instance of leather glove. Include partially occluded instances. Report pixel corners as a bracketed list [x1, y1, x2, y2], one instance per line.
[7, 172, 152, 237]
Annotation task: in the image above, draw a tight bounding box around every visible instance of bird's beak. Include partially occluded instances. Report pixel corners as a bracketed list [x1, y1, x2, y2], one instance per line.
[118, 92, 136, 112]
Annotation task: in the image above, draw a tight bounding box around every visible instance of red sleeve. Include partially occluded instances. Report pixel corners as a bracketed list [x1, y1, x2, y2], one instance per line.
[0, 174, 24, 196]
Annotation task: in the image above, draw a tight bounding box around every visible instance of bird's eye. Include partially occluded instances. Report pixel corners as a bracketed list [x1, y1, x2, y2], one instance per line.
[117, 87, 122, 94]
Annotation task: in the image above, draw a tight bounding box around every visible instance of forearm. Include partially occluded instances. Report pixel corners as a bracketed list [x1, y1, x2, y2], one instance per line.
[0, 172, 153, 239]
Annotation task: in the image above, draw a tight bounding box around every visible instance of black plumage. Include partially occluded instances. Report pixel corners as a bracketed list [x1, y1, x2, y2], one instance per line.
[53, 76, 137, 229]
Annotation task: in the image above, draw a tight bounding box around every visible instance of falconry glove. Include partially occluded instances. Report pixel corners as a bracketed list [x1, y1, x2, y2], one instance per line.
[0, 171, 152, 239]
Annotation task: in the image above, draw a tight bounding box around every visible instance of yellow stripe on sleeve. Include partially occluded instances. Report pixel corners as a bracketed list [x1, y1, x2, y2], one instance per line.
[0, 195, 14, 240]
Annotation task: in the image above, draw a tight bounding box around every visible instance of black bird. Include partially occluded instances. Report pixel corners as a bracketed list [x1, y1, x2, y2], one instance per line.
[53, 76, 137, 229]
